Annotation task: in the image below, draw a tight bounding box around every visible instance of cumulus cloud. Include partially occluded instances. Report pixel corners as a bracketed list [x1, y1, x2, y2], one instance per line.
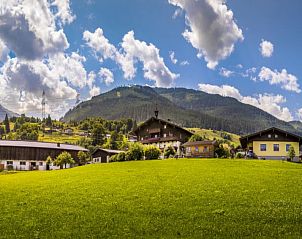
[258, 67, 301, 93]
[180, 60, 189, 66]
[172, 8, 183, 19]
[168, 0, 243, 69]
[83, 28, 179, 87]
[169, 51, 178, 64]
[99, 68, 114, 86]
[260, 39, 274, 58]
[89, 85, 101, 98]
[198, 83, 293, 121]
[0, 0, 70, 60]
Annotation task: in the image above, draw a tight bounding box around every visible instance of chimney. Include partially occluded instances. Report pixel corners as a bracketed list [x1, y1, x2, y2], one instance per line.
[57, 143, 60, 147]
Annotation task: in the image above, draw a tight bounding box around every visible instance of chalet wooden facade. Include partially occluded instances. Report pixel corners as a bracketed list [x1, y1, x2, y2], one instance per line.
[92, 148, 125, 163]
[132, 112, 193, 154]
[183, 141, 217, 158]
[0, 140, 88, 171]
[240, 127, 302, 160]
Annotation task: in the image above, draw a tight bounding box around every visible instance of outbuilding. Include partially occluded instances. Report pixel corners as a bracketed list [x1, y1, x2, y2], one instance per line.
[0, 140, 88, 170]
[92, 148, 125, 163]
[183, 140, 218, 158]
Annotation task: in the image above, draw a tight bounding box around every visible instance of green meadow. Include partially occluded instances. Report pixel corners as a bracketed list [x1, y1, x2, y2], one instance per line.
[1, 159, 302, 238]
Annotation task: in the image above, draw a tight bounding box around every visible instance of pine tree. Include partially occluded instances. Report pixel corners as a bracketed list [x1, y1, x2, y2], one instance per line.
[4, 114, 10, 134]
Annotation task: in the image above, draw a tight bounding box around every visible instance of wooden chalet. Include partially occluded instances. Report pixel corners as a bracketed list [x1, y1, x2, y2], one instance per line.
[92, 148, 125, 163]
[0, 140, 88, 171]
[240, 127, 302, 160]
[183, 140, 218, 158]
[132, 109, 193, 154]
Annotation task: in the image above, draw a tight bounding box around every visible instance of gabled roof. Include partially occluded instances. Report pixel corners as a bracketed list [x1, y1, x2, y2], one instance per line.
[239, 127, 302, 148]
[0, 140, 88, 151]
[132, 117, 193, 136]
[183, 140, 217, 147]
[92, 148, 125, 156]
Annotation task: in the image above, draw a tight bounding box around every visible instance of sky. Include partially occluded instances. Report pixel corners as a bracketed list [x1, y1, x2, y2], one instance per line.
[0, 0, 302, 121]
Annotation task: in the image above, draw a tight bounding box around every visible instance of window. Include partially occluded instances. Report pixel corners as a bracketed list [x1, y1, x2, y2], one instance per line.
[163, 134, 167, 138]
[268, 134, 272, 138]
[195, 146, 199, 152]
[20, 162, 26, 166]
[164, 125, 167, 129]
[274, 144, 279, 152]
[260, 144, 267, 151]
[286, 144, 291, 152]
[7, 161, 13, 165]
[203, 146, 208, 152]
[39, 162, 43, 166]
[275, 134, 278, 138]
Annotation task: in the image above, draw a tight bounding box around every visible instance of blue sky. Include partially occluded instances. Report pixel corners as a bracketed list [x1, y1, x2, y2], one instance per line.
[0, 0, 302, 121]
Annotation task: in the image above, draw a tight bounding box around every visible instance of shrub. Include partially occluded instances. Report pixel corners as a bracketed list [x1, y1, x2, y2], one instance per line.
[188, 134, 203, 142]
[54, 152, 75, 169]
[235, 152, 243, 159]
[117, 152, 127, 162]
[164, 146, 176, 158]
[144, 146, 161, 160]
[288, 146, 296, 162]
[125, 143, 144, 161]
[109, 154, 119, 163]
[215, 145, 230, 158]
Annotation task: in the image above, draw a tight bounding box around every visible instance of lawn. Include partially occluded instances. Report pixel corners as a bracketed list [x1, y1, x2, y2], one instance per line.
[1, 159, 302, 238]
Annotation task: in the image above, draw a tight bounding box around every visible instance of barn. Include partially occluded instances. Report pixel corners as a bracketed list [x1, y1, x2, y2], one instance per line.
[0, 140, 88, 171]
[92, 148, 125, 163]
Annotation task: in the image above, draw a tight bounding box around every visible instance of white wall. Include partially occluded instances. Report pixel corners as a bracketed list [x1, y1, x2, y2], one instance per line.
[0, 160, 71, 171]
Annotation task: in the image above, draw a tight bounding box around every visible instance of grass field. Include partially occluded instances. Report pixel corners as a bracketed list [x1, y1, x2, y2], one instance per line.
[1, 159, 302, 238]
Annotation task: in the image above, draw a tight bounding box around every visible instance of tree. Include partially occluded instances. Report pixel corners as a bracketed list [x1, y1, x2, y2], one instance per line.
[4, 114, 10, 134]
[91, 123, 105, 146]
[164, 146, 176, 158]
[188, 134, 203, 142]
[0, 126, 5, 139]
[287, 146, 296, 162]
[78, 151, 89, 165]
[54, 152, 75, 169]
[144, 146, 161, 160]
[45, 115, 52, 127]
[16, 123, 39, 141]
[46, 156, 53, 166]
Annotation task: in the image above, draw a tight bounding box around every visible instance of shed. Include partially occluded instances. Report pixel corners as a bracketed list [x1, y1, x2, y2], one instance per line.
[92, 148, 125, 163]
[182, 140, 218, 158]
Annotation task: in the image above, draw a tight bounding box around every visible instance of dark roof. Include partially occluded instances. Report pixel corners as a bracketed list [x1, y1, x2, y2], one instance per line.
[239, 127, 302, 148]
[183, 140, 217, 147]
[132, 117, 193, 136]
[0, 140, 88, 151]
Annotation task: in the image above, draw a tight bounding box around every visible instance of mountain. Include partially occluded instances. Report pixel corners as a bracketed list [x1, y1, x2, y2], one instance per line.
[63, 86, 301, 135]
[0, 104, 18, 121]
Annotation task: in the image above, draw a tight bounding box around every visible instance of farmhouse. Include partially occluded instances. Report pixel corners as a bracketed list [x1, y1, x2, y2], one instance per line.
[183, 140, 218, 158]
[240, 127, 302, 160]
[0, 140, 88, 171]
[92, 148, 125, 163]
[132, 110, 193, 154]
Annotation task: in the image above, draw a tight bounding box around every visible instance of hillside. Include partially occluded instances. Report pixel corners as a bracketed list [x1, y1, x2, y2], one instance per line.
[0, 104, 18, 121]
[63, 85, 300, 135]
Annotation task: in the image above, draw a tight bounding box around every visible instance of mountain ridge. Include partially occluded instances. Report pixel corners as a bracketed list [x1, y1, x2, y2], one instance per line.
[63, 85, 301, 135]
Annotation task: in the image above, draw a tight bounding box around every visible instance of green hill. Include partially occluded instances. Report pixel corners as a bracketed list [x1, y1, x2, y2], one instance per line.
[63, 85, 300, 135]
[1, 160, 302, 238]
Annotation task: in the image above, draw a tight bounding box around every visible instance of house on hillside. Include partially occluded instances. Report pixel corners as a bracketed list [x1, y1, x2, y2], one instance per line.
[240, 127, 302, 160]
[64, 128, 74, 135]
[0, 140, 88, 171]
[131, 109, 193, 155]
[92, 148, 125, 163]
[183, 140, 218, 158]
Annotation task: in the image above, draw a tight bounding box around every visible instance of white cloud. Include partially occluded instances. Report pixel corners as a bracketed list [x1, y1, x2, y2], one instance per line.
[84, 28, 179, 87]
[297, 109, 302, 122]
[0, 0, 70, 60]
[172, 8, 183, 19]
[180, 60, 189, 66]
[169, 51, 178, 64]
[258, 67, 301, 93]
[168, 0, 243, 69]
[51, 0, 76, 25]
[260, 39, 274, 58]
[89, 85, 101, 98]
[198, 83, 293, 121]
[219, 67, 234, 78]
[99, 68, 114, 86]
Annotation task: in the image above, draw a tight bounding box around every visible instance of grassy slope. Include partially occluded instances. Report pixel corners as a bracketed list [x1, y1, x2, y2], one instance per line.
[1, 159, 302, 238]
[188, 128, 241, 146]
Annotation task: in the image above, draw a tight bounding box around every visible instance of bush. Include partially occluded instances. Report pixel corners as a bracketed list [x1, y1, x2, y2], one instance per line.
[215, 145, 230, 158]
[109, 154, 119, 163]
[117, 152, 127, 162]
[235, 152, 244, 159]
[144, 146, 161, 160]
[164, 146, 176, 158]
[125, 143, 144, 161]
